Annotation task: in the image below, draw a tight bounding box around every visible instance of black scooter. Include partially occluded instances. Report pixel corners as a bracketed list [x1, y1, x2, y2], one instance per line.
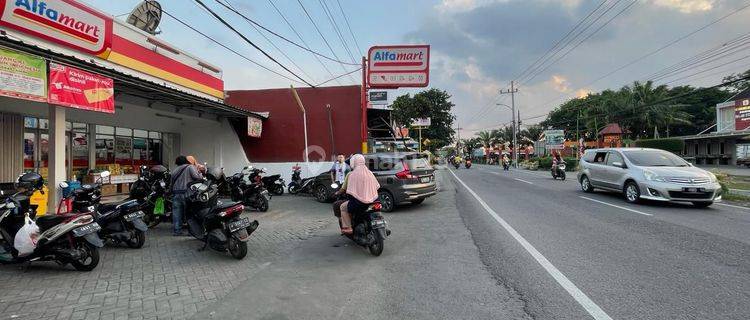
[131, 165, 172, 228]
[59, 171, 148, 248]
[185, 167, 259, 259]
[227, 167, 271, 212]
[331, 184, 390, 256]
[287, 165, 316, 195]
[262, 174, 285, 195]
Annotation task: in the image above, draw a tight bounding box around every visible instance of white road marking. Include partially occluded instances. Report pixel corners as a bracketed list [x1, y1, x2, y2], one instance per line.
[491, 172, 501, 175]
[448, 169, 613, 320]
[716, 203, 750, 211]
[579, 196, 653, 216]
[514, 178, 534, 185]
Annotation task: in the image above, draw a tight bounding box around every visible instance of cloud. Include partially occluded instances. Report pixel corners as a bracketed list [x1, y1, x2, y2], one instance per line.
[650, 0, 714, 13]
[550, 75, 570, 93]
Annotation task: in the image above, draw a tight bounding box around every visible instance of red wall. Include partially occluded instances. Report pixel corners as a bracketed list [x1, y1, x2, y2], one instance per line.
[226, 85, 362, 162]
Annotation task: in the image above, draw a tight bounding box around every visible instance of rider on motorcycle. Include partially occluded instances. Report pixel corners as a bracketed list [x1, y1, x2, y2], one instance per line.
[335, 154, 380, 235]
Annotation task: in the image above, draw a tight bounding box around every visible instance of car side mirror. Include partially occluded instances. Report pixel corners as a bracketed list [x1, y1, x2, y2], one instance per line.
[612, 161, 626, 168]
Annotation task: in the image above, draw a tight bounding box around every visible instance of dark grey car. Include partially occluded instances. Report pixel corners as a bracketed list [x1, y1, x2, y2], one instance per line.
[312, 152, 437, 212]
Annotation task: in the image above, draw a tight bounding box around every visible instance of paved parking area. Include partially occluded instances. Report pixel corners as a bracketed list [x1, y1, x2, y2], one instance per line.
[0, 195, 334, 320]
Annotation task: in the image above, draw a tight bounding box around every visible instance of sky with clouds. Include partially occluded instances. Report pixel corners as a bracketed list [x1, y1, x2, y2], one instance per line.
[85, 0, 750, 137]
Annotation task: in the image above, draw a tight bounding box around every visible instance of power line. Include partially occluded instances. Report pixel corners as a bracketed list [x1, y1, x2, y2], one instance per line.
[221, 0, 316, 82]
[194, 0, 315, 86]
[266, 0, 342, 85]
[212, 0, 359, 67]
[160, 8, 305, 85]
[296, 0, 357, 82]
[648, 33, 750, 83]
[335, 0, 364, 57]
[316, 67, 362, 86]
[318, 0, 357, 63]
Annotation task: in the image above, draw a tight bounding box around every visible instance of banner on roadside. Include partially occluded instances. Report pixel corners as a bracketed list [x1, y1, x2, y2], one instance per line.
[0, 47, 47, 102]
[49, 62, 114, 113]
[544, 130, 565, 150]
[248, 116, 262, 138]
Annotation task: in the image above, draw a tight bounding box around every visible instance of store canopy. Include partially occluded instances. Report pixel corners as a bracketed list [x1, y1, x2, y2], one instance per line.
[0, 35, 266, 121]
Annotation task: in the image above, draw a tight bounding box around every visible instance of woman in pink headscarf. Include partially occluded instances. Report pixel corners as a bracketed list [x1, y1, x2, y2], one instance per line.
[336, 154, 380, 235]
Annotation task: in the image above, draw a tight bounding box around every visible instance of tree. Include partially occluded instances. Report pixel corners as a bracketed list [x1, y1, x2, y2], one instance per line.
[391, 89, 456, 151]
[723, 69, 750, 94]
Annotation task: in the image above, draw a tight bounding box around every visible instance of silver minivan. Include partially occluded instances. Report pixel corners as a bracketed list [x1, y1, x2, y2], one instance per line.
[577, 148, 722, 207]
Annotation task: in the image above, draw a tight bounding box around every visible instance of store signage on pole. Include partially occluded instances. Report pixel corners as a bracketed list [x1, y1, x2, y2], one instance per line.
[247, 116, 262, 138]
[736, 99, 750, 130]
[369, 91, 387, 103]
[0, 0, 114, 56]
[367, 45, 430, 88]
[48, 62, 114, 113]
[0, 47, 46, 102]
[411, 118, 431, 127]
[544, 130, 565, 150]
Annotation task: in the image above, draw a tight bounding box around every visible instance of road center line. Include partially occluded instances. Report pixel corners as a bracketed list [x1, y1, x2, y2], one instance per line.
[448, 169, 613, 320]
[716, 203, 750, 211]
[579, 196, 653, 216]
[514, 178, 534, 185]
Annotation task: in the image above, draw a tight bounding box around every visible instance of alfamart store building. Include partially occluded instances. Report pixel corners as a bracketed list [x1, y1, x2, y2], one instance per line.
[0, 0, 264, 213]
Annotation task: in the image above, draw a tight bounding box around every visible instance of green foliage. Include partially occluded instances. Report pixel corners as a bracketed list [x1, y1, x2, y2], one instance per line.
[391, 89, 455, 151]
[534, 156, 579, 171]
[634, 138, 685, 154]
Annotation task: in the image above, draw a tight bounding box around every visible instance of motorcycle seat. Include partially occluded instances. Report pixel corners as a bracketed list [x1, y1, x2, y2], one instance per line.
[99, 199, 140, 215]
[215, 201, 242, 211]
[35, 215, 67, 232]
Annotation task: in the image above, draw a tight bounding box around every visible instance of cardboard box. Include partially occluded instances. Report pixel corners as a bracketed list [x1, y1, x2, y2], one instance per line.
[101, 184, 118, 196]
[119, 183, 130, 194]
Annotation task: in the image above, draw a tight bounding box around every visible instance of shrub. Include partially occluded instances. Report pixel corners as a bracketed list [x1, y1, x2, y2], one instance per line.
[634, 138, 685, 154]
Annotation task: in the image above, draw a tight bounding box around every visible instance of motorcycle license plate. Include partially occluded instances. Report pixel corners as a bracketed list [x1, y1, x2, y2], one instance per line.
[371, 219, 387, 228]
[124, 211, 145, 222]
[262, 191, 271, 200]
[420, 176, 431, 183]
[228, 217, 251, 232]
[72, 222, 101, 237]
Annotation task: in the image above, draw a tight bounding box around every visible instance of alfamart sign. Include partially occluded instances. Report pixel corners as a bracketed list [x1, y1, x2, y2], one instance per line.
[0, 0, 113, 55]
[368, 45, 430, 88]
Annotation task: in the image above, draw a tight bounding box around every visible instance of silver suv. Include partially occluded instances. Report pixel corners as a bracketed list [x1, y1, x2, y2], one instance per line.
[577, 148, 721, 207]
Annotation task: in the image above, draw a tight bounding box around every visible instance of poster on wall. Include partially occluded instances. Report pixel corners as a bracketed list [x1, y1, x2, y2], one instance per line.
[114, 137, 132, 160]
[248, 117, 262, 138]
[0, 47, 47, 102]
[735, 99, 750, 131]
[48, 62, 114, 113]
[544, 130, 565, 150]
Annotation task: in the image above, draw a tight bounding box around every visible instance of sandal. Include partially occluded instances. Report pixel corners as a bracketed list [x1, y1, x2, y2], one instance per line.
[341, 227, 353, 235]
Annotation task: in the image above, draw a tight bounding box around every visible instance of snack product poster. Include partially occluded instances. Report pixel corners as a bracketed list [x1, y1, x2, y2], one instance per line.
[48, 62, 114, 113]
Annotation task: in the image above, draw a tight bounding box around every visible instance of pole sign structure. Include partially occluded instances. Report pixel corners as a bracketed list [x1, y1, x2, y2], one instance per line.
[367, 45, 430, 88]
[369, 91, 387, 103]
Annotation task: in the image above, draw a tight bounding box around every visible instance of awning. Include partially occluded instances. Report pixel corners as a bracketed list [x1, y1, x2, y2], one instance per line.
[680, 131, 750, 140]
[0, 35, 266, 120]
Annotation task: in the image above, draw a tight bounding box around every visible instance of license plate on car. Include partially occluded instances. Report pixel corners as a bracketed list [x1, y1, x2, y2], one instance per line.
[124, 211, 144, 221]
[228, 217, 251, 232]
[683, 187, 705, 192]
[72, 222, 101, 237]
[420, 176, 431, 183]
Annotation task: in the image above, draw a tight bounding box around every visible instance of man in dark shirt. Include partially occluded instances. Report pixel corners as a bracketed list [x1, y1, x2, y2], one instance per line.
[170, 155, 203, 236]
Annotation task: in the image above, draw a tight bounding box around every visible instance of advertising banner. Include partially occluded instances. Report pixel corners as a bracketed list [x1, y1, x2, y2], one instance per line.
[369, 91, 387, 103]
[411, 118, 431, 127]
[0, 0, 113, 56]
[48, 62, 114, 113]
[368, 45, 429, 88]
[248, 116, 262, 138]
[0, 47, 46, 101]
[735, 99, 750, 131]
[544, 130, 565, 150]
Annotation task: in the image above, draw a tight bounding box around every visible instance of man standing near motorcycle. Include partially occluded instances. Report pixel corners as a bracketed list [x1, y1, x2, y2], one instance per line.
[330, 153, 350, 185]
[170, 156, 203, 236]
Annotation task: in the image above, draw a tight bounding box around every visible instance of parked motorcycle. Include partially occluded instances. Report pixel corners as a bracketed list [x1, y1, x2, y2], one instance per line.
[262, 174, 285, 196]
[287, 165, 316, 195]
[0, 172, 103, 271]
[551, 161, 567, 180]
[131, 165, 172, 228]
[331, 183, 390, 256]
[453, 161, 460, 169]
[227, 167, 271, 212]
[59, 171, 148, 248]
[185, 167, 259, 259]
[465, 159, 472, 169]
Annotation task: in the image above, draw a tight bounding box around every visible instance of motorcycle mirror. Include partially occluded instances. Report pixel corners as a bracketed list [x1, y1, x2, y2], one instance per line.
[262, 167, 267, 172]
[58, 182, 69, 189]
[100, 171, 111, 178]
[330, 183, 339, 189]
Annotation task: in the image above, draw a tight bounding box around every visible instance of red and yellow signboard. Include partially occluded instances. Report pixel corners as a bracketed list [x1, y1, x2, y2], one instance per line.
[736, 99, 750, 131]
[0, 0, 113, 56]
[48, 62, 114, 113]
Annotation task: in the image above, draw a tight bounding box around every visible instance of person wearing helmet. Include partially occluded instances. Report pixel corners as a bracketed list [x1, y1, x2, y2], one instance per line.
[170, 156, 203, 236]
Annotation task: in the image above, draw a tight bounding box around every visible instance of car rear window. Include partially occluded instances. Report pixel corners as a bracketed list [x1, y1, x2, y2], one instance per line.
[406, 158, 431, 170]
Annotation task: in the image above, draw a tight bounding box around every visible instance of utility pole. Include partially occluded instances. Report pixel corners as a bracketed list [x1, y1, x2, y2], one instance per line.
[498, 81, 519, 167]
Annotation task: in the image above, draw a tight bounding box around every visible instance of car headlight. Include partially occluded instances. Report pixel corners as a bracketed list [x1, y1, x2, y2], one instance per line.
[643, 170, 665, 182]
[708, 173, 718, 183]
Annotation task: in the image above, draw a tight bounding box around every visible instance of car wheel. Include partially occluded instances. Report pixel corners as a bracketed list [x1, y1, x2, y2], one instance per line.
[315, 185, 329, 203]
[623, 181, 641, 203]
[580, 175, 594, 193]
[692, 201, 713, 208]
[378, 191, 395, 212]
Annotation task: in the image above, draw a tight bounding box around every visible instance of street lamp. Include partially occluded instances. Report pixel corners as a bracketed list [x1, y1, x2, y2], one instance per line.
[496, 103, 518, 168]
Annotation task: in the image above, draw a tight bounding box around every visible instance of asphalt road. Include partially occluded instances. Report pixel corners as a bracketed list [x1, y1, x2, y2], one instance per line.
[192, 165, 750, 320]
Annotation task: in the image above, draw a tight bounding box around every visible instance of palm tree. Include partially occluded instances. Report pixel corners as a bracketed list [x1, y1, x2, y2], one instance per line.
[627, 81, 691, 138]
[476, 130, 494, 148]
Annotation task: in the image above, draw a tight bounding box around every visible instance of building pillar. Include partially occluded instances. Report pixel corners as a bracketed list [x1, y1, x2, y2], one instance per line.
[88, 123, 96, 172]
[47, 105, 66, 215]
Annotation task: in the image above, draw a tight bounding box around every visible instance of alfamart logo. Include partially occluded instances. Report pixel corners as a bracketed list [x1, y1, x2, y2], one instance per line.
[0, 0, 112, 55]
[13, 0, 100, 42]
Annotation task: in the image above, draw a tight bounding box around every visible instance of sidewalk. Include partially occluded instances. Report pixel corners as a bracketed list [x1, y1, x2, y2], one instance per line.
[698, 165, 750, 177]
